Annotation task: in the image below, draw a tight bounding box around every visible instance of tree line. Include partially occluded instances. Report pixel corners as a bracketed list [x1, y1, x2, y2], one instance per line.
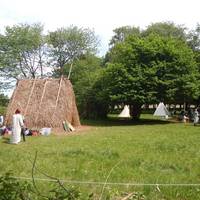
[1, 22, 200, 119]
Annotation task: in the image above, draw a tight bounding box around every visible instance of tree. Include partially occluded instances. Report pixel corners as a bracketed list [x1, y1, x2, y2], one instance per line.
[103, 26, 141, 66]
[101, 34, 198, 119]
[187, 24, 200, 105]
[0, 23, 49, 81]
[65, 53, 103, 118]
[187, 23, 200, 51]
[143, 21, 187, 41]
[109, 26, 141, 47]
[0, 93, 9, 107]
[47, 25, 99, 77]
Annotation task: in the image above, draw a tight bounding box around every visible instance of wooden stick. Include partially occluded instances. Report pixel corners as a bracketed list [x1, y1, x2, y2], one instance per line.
[51, 76, 63, 125]
[24, 79, 36, 116]
[34, 79, 48, 126]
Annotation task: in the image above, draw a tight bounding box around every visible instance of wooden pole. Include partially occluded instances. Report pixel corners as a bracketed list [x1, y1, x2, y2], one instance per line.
[67, 63, 73, 79]
[51, 76, 63, 126]
[34, 79, 48, 127]
[24, 79, 36, 116]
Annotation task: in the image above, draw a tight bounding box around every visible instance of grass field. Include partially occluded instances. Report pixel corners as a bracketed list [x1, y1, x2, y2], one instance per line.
[0, 114, 200, 199]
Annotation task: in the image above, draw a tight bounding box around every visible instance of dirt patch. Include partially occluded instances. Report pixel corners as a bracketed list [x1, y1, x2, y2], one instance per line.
[52, 125, 93, 136]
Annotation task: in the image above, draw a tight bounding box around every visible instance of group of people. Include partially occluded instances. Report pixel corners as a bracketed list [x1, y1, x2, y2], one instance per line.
[0, 108, 51, 144]
[178, 108, 200, 125]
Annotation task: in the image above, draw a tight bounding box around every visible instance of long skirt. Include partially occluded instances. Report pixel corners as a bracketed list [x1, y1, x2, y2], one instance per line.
[10, 127, 21, 144]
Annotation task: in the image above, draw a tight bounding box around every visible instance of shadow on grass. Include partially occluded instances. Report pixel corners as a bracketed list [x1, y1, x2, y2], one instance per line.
[1, 137, 10, 144]
[81, 116, 178, 127]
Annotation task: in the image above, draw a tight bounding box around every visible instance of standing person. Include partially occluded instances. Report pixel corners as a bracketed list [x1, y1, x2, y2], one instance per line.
[194, 108, 199, 126]
[10, 109, 24, 144]
[0, 115, 3, 126]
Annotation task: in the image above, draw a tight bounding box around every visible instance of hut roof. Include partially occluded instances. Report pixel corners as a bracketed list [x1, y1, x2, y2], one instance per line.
[5, 77, 80, 129]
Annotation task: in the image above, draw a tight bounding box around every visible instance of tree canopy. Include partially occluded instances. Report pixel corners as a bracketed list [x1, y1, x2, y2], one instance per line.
[67, 53, 103, 118]
[0, 23, 49, 81]
[109, 26, 141, 47]
[1, 21, 200, 120]
[143, 22, 187, 40]
[99, 33, 199, 118]
[47, 25, 99, 76]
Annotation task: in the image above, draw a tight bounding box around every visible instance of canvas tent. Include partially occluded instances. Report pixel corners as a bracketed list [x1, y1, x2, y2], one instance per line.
[153, 102, 170, 118]
[118, 105, 131, 118]
[4, 77, 80, 129]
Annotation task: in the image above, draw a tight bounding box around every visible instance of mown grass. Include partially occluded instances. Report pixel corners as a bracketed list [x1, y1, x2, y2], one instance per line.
[0, 114, 200, 199]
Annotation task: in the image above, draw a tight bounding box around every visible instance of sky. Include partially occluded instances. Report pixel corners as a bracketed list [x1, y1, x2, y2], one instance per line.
[0, 0, 200, 56]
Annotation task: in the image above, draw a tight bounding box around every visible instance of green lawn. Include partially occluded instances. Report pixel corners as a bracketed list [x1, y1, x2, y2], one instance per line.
[0, 114, 200, 199]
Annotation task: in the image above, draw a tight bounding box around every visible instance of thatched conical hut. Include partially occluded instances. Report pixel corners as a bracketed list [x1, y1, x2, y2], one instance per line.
[5, 77, 80, 129]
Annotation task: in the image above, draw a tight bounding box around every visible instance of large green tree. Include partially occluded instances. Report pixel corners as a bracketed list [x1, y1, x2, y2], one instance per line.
[109, 26, 141, 46]
[100, 34, 198, 119]
[103, 26, 141, 65]
[0, 23, 48, 81]
[68, 54, 103, 118]
[187, 24, 200, 105]
[47, 25, 99, 77]
[143, 22, 187, 41]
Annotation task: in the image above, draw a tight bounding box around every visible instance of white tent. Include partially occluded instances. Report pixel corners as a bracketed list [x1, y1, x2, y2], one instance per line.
[153, 102, 170, 117]
[118, 105, 131, 118]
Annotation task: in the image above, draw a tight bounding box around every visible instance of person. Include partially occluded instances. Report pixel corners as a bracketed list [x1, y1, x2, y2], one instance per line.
[194, 108, 199, 126]
[183, 114, 189, 123]
[0, 115, 3, 126]
[188, 108, 194, 122]
[10, 109, 24, 144]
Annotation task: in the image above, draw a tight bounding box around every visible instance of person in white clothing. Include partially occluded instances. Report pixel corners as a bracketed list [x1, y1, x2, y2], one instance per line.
[0, 115, 3, 126]
[10, 109, 24, 144]
[194, 108, 199, 126]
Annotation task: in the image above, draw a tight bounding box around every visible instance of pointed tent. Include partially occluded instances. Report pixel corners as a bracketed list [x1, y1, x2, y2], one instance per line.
[153, 102, 170, 117]
[4, 77, 80, 130]
[118, 105, 131, 118]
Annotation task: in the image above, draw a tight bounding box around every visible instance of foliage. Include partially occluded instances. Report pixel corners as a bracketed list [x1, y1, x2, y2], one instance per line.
[51, 47, 110, 120]
[0, 106, 6, 115]
[49, 186, 81, 200]
[47, 25, 99, 74]
[109, 26, 141, 47]
[0, 172, 33, 200]
[69, 54, 104, 118]
[102, 34, 199, 118]
[0, 172, 148, 200]
[53, 53, 104, 119]
[104, 26, 141, 65]
[86, 71, 110, 119]
[187, 24, 200, 106]
[143, 21, 187, 41]
[0, 94, 9, 107]
[1, 21, 200, 119]
[0, 23, 49, 81]
[187, 23, 200, 51]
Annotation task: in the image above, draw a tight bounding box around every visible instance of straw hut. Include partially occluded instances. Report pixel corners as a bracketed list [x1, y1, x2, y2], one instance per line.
[4, 77, 80, 129]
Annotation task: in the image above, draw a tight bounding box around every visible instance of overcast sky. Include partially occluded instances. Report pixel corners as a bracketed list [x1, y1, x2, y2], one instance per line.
[0, 0, 200, 56]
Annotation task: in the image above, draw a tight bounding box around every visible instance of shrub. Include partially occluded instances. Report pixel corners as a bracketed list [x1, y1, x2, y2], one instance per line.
[0, 172, 33, 200]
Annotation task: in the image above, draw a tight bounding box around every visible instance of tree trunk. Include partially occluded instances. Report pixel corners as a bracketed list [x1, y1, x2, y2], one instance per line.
[130, 103, 142, 120]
